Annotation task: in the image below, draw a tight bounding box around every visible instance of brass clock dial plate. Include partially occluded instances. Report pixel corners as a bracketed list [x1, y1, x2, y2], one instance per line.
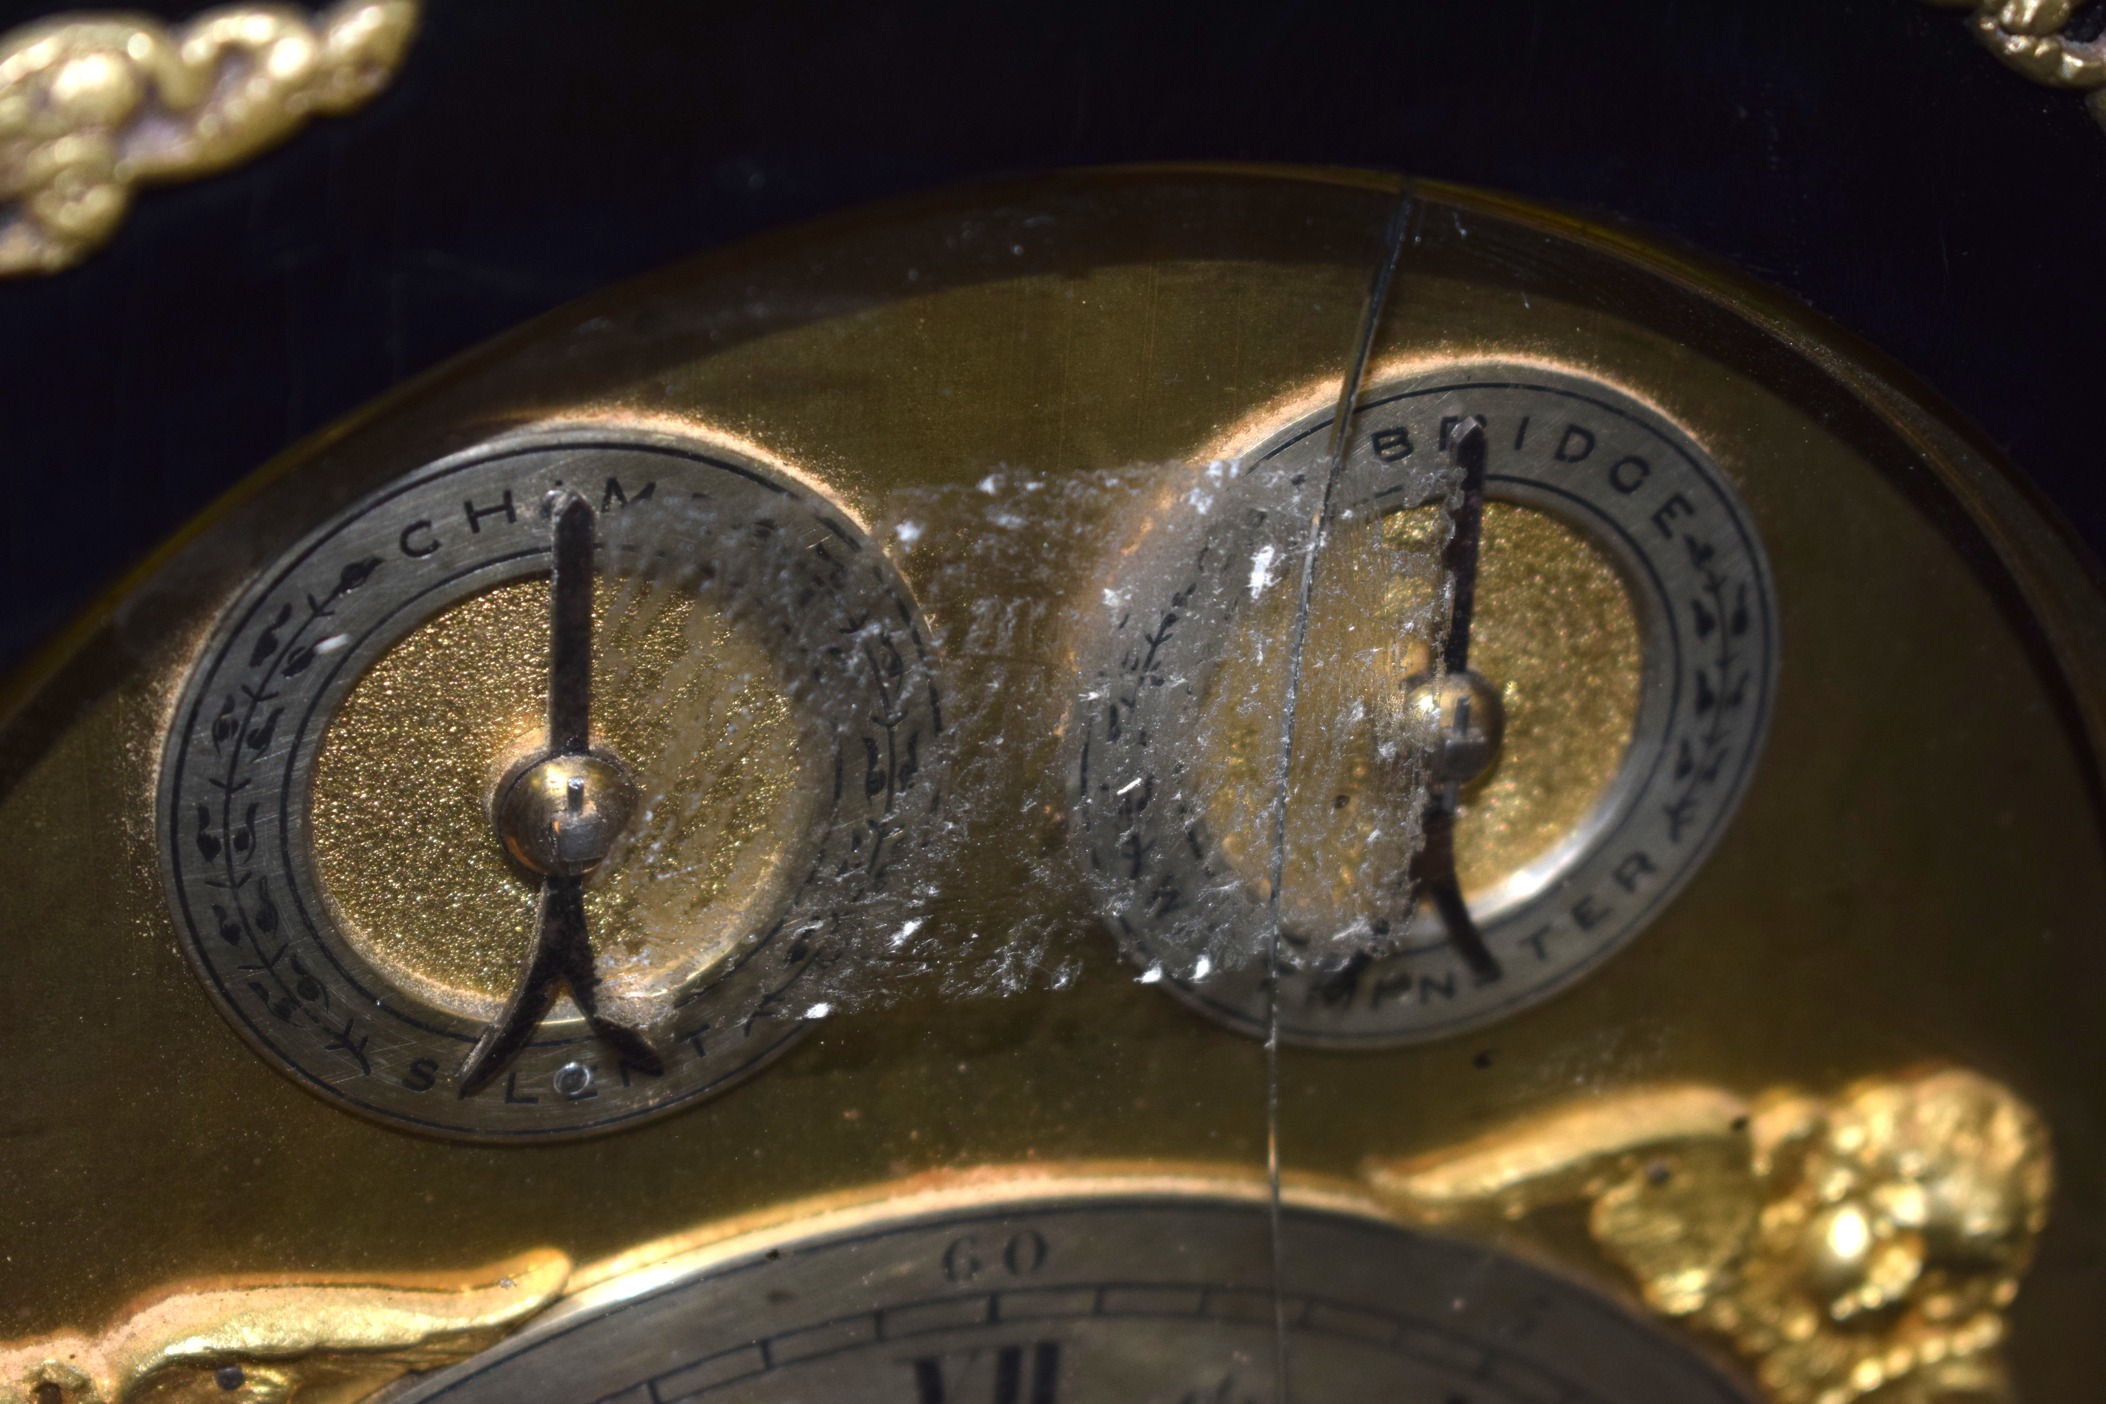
[9, 170, 2106, 1402]
[156, 429, 941, 1139]
[1073, 366, 1777, 1044]
[396, 1173, 1755, 1404]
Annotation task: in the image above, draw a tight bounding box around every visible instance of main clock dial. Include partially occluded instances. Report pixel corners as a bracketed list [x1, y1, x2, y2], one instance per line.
[394, 1176, 1755, 1404]
[157, 429, 940, 1140]
[1072, 366, 1777, 1045]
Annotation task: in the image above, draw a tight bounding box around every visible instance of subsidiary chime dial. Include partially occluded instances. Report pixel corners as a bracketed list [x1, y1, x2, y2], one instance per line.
[1075, 365, 1778, 1043]
[158, 431, 940, 1139]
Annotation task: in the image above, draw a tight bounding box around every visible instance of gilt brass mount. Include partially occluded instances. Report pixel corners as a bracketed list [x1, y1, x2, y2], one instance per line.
[8, 1059, 2046, 1404]
[0, 0, 420, 274]
[1369, 1068, 2051, 1404]
[1926, 0, 2106, 133]
[1071, 366, 1778, 1045]
[0, 1251, 566, 1404]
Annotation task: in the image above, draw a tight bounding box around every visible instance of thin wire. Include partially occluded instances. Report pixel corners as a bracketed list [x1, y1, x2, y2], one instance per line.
[1262, 187, 1415, 1404]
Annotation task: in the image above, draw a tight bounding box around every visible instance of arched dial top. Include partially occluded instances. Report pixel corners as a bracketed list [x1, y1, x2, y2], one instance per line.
[395, 1174, 1756, 1404]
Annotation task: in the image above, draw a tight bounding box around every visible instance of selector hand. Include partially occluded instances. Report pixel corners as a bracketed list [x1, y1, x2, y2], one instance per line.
[1405, 421, 1506, 984]
[459, 495, 664, 1098]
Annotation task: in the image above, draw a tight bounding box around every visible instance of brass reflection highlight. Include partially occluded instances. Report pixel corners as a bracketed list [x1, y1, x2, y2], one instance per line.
[1197, 500, 1640, 937]
[310, 576, 820, 1022]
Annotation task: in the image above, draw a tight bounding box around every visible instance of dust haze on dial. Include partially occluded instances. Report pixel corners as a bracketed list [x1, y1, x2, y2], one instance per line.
[155, 429, 942, 1140]
[1071, 365, 1778, 1047]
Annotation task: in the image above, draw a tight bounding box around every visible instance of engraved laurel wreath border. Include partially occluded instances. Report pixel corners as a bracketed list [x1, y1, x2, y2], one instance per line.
[155, 429, 942, 1142]
[1079, 370, 1778, 1048]
[1317, 376, 1780, 1042]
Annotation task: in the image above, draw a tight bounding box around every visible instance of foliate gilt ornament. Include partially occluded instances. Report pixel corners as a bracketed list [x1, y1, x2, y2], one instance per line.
[1924, 0, 2106, 131]
[0, 0, 420, 275]
[0, 1250, 566, 1404]
[1365, 1069, 2051, 1404]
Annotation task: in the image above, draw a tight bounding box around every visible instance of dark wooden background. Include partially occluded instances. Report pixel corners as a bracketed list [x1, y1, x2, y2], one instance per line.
[3, 0, 2102, 669]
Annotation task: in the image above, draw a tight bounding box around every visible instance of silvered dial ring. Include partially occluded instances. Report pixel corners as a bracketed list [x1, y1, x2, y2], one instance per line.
[1071, 365, 1778, 1045]
[393, 1171, 1756, 1403]
[156, 427, 941, 1140]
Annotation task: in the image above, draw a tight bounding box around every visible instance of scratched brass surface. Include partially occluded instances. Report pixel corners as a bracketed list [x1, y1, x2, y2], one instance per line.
[2, 169, 2103, 1402]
